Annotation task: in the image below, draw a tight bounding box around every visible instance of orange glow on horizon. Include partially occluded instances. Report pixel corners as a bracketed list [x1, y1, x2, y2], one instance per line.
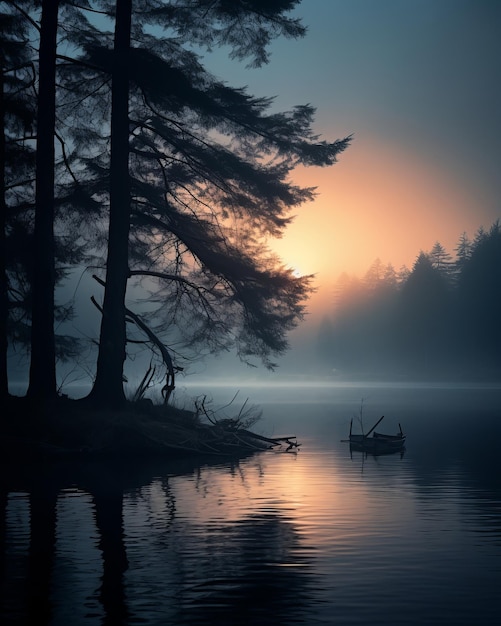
[269, 134, 493, 304]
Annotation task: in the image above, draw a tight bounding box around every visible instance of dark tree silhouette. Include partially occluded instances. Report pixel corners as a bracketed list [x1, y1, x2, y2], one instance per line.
[396, 252, 451, 371]
[77, 1, 350, 408]
[320, 224, 501, 380]
[457, 221, 501, 367]
[1, 3, 92, 399]
[27, 0, 60, 403]
[1, 5, 37, 399]
[429, 241, 454, 280]
[1, 10, 29, 398]
[0, 44, 5, 399]
[87, 0, 133, 408]
[454, 232, 472, 275]
[2, 2, 349, 405]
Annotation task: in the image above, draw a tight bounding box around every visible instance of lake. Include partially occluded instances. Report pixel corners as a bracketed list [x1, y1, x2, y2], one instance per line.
[1, 382, 500, 625]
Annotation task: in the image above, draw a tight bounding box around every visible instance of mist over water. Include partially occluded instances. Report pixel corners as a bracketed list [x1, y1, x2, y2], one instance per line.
[2, 383, 500, 625]
[5, 2, 500, 621]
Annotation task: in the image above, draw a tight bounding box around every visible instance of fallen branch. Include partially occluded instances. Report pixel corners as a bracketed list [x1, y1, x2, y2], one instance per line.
[91, 275, 179, 403]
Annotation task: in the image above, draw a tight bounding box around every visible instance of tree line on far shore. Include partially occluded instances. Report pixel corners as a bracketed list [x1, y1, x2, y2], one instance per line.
[318, 222, 501, 379]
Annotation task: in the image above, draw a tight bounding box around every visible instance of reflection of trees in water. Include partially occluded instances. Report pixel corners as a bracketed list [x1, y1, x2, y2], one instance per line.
[0, 456, 323, 625]
[0, 464, 60, 626]
[402, 407, 501, 535]
[3, 455, 319, 625]
[176, 511, 320, 626]
[0, 456, 203, 625]
[2, 435, 500, 626]
[347, 405, 501, 554]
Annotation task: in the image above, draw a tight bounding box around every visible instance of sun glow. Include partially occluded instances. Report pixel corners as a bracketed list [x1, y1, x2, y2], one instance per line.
[270, 133, 491, 297]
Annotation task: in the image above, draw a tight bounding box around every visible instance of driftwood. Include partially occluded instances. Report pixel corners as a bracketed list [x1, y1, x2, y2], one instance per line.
[194, 394, 300, 453]
[86, 276, 301, 456]
[235, 429, 301, 452]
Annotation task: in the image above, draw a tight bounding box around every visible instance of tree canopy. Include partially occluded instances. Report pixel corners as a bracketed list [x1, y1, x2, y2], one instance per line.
[2, 1, 350, 406]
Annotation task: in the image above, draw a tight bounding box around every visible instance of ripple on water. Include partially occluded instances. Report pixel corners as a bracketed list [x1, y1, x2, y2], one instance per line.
[1, 386, 501, 625]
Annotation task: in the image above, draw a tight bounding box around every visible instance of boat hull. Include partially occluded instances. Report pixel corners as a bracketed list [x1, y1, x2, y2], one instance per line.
[344, 416, 406, 455]
[349, 433, 406, 454]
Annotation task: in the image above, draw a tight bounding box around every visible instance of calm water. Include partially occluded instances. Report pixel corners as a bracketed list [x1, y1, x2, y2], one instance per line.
[1, 383, 501, 625]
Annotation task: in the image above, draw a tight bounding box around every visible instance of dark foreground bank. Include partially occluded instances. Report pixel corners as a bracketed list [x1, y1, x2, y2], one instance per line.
[0, 395, 298, 460]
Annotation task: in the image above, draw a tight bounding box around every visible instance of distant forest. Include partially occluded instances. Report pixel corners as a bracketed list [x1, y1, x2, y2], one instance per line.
[318, 222, 501, 380]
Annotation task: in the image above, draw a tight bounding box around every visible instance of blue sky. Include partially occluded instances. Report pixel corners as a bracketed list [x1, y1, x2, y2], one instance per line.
[202, 0, 501, 286]
[12, 0, 501, 388]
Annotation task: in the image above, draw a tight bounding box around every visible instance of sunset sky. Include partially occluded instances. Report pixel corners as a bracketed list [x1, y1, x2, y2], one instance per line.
[203, 0, 501, 307]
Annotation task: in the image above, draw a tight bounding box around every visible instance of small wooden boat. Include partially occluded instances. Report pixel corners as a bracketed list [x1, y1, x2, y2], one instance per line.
[344, 415, 406, 454]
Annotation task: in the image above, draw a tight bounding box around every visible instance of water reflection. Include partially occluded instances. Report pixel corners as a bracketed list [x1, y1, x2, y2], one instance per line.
[174, 511, 319, 625]
[121, 455, 324, 625]
[1, 385, 501, 625]
[0, 454, 323, 625]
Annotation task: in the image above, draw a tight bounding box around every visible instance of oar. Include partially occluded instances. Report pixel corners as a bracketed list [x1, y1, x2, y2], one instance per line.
[364, 415, 384, 438]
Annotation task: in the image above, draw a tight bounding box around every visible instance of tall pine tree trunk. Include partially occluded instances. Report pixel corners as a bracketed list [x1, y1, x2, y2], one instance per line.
[0, 51, 8, 399]
[27, 0, 59, 403]
[87, 0, 132, 409]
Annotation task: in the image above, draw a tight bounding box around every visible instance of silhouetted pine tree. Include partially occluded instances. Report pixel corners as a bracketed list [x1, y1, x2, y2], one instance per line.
[1, 6, 37, 398]
[321, 224, 500, 380]
[2, 2, 100, 399]
[395, 252, 452, 374]
[24, 0, 60, 402]
[75, 1, 350, 408]
[457, 221, 501, 371]
[429, 241, 454, 283]
[454, 232, 472, 275]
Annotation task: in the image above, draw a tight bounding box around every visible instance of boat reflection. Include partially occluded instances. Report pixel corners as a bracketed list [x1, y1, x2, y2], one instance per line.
[349, 443, 406, 458]
[2, 389, 501, 626]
